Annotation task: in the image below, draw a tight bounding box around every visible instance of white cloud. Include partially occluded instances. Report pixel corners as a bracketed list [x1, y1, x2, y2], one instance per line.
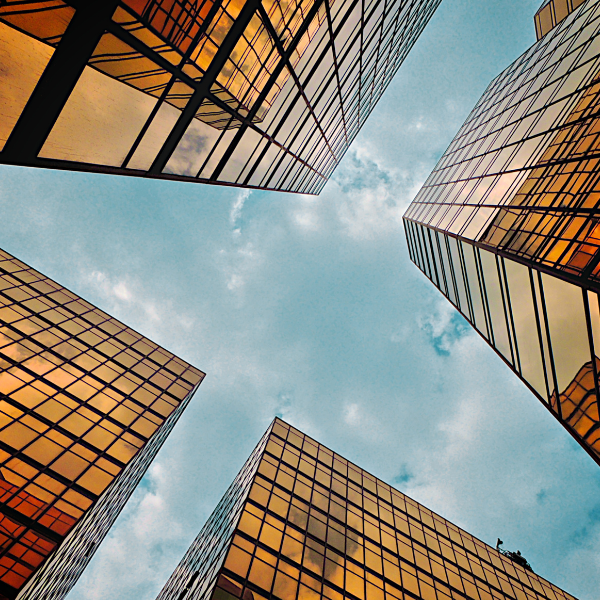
[113, 281, 132, 302]
[230, 189, 251, 236]
[343, 402, 360, 425]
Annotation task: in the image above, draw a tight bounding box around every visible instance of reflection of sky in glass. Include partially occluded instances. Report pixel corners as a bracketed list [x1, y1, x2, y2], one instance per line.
[406, 219, 600, 464]
[158, 419, 575, 600]
[0, 0, 442, 192]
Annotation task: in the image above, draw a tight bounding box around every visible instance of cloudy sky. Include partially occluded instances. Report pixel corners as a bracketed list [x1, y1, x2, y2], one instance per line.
[1, 0, 600, 598]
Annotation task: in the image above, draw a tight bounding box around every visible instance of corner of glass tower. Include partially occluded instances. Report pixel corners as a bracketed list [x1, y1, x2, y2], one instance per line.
[0, 0, 442, 193]
[0, 247, 205, 600]
[155, 418, 577, 600]
[403, 0, 600, 467]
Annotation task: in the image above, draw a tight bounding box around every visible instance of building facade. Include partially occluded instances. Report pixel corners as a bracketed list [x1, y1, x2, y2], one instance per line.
[0, 247, 205, 599]
[156, 418, 575, 600]
[0, 0, 440, 194]
[404, 0, 600, 466]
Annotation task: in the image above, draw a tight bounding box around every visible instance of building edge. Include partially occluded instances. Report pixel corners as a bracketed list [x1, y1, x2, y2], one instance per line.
[155, 419, 275, 600]
[15, 383, 202, 600]
[403, 216, 600, 469]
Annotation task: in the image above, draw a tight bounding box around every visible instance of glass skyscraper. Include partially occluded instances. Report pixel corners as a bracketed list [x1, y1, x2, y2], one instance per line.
[0, 247, 204, 600]
[404, 0, 600, 466]
[156, 418, 575, 600]
[0, 0, 440, 194]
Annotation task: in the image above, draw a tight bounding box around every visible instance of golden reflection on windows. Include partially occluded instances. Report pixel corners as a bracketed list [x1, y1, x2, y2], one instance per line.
[122, 0, 217, 54]
[0, 247, 203, 595]
[0, 1, 74, 46]
[90, 33, 175, 99]
[481, 70, 600, 284]
[405, 0, 600, 243]
[534, 0, 586, 41]
[406, 218, 600, 465]
[0, 0, 440, 193]
[551, 359, 600, 456]
[206, 419, 574, 600]
[0, 22, 53, 151]
[210, 0, 330, 128]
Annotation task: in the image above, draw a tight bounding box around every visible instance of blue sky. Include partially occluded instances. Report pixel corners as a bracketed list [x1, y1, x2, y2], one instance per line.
[1, 0, 600, 598]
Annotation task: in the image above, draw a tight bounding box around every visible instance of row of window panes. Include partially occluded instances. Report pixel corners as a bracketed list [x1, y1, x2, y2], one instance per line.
[0, 0, 438, 194]
[406, 1, 600, 214]
[213, 460, 566, 599]
[18, 390, 195, 599]
[262, 425, 568, 598]
[475, 74, 600, 281]
[405, 219, 600, 462]
[255, 452, 560, 587]
[0, 254, 202, 388]
[410, 23, 598, 192]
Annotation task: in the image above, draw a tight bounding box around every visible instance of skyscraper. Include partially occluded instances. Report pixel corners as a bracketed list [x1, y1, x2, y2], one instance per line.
[0, 247, 204, 600]
[0, 0, 440, 194]
[403, 0, 600, 466]
[156, 418, 575, 600]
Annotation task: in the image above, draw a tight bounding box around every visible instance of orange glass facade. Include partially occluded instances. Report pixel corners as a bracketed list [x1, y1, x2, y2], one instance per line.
[156, 419, 576, 600]
[404, 0, 600, 467]
[0, 0, 441, 193]
[534, 0, 586, 40]
[0, 247, 204, 599]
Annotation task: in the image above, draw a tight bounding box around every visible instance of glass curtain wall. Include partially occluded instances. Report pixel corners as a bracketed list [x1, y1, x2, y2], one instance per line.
[405, 220, 600, 465]
[404, 0, 600, 467]
[0, 0, 441, 193]
[156, 418, 577, 600]
[0, 247, 204, 599]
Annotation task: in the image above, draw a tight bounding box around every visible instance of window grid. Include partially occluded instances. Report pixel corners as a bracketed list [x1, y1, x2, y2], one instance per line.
[156, 419, 576, 600]
[0, 247, 204, 597]
[406, 220, 600, 468]
[403, 0, 600, 471]
[0, 0, 442, 193]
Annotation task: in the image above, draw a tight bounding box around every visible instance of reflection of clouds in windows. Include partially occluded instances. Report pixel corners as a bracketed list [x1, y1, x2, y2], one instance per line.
[164, 120, 221, 177]
[0, 0, 442, 192]
[179, 419, 574, 600]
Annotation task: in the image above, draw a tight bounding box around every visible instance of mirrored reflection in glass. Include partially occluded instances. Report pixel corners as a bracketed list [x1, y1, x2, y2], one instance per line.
[0, 22, 54, 150]
[404, 0, 600, 467]
[156, 419, 577, 600]
[0, 0, 442, 193]
[0, 247, 204, 596]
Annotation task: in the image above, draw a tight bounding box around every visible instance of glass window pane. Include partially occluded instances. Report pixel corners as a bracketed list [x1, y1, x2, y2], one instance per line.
[503, 259, 546, 396]
[479, 249, 512, 363]
[0, 22, 53, 151]
[542, 272, 591, 393]
[127, 101, 182, 171]
[39, 65, 157, 166]
[461, 242, 487, 338]
[447, 236, 468, 315]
